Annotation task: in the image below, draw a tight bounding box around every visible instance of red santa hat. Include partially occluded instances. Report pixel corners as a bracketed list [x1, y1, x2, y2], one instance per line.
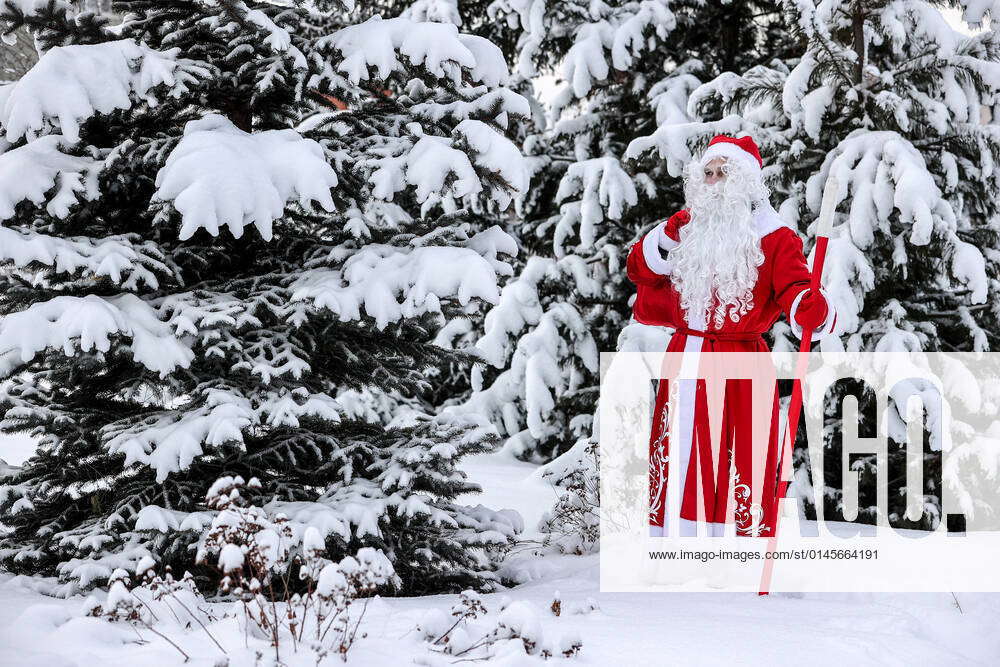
[700, 134, 763, 176]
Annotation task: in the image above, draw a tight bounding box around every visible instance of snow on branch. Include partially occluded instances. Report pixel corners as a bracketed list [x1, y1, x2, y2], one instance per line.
[808, 131, 955, 248]
[454, 119, 528, 207]
[562, 23, 609, 99]
[687, 66, 788, 127]
[564, 3, 678, 99]
[103, 387, 342, 482]
[607, 1, 676, 72]
[624, 113, 747, 177]
[105, 392, 253, 483]
[554, 157, 638, 251]
[155, 286, 326, 383]
[956, 0, 1000, 29]
[153, 114, 338, 241]
[815, 232, 875, 338]
[4, 0, 89, 15]
[202, 0, 307, 67]
[240, 3, 297, 56]
[649, 70, 702, 126]
[403, 0, 462, 25]
[290, 242, 510, 330]
[0, 39, 194, 144]
[495, 0, 676, 92]
[452, 255, 600, 457]
[367, 121, 527, 211]
[370, 134, 480, 204]
[316, 15, 509, 87]
[950, 236, 989, 305]
[134, 505, 214, 533]
[0, 0, 71, 41]
[411, 88, 531, 130]
[0, 226, 170, 289]
[0, 294, 194, 379]
[0, 135, 101, 220]
[3, 0, 67, 16]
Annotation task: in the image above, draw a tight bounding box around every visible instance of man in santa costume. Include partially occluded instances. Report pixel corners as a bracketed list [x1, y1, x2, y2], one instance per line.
[626, 134, 837, 538]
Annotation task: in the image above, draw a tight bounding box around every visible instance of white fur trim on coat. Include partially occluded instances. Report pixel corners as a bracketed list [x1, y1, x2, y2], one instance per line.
[751, 202, 790, 238]
[642, 221, 679, 275]
[788, 287, 837, 340]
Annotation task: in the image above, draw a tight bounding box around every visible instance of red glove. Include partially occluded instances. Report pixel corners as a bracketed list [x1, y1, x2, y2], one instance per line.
[663, 210, 691, 242]
[793, 289, 830, 330]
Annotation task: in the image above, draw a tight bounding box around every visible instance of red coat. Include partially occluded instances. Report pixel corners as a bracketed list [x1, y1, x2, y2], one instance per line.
[626, 206, 836, 537]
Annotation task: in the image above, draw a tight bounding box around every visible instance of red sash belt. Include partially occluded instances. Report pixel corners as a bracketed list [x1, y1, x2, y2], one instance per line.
[674, 326, 763, 342]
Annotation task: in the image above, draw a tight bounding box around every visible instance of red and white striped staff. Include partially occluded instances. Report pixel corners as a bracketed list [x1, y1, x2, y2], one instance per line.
[758, 175, 840, 596]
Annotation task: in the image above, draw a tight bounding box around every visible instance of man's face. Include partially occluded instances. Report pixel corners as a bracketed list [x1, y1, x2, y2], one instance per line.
[703, 157, 727, 186]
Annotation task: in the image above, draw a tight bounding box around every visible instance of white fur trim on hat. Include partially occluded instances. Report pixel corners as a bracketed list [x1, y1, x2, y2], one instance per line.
[701, 141, 762, 176]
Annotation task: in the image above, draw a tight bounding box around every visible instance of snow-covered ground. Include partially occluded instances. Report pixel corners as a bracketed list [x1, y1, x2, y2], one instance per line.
[1, 447, 998, 666]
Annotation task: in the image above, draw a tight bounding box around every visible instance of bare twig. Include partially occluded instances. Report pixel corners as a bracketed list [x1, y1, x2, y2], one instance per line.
[139, 622, 191, 662]
[165, 590, 228, 656]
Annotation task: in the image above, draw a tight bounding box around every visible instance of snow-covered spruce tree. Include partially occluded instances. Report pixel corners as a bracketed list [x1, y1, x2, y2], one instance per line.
[456, 1, 796, 468]
[315, 0, 535, 415]
[0, 0, 529, 595]
[648, 1, 1000, 529]
[450, 1, 795, 554]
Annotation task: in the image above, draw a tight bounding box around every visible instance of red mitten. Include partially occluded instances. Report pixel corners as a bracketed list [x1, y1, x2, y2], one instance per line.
[663, 210, 691, 242]
[793, 289, 830, 330]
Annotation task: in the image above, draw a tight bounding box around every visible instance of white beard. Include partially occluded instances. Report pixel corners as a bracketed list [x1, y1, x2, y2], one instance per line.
[669, 157, 769, 330]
